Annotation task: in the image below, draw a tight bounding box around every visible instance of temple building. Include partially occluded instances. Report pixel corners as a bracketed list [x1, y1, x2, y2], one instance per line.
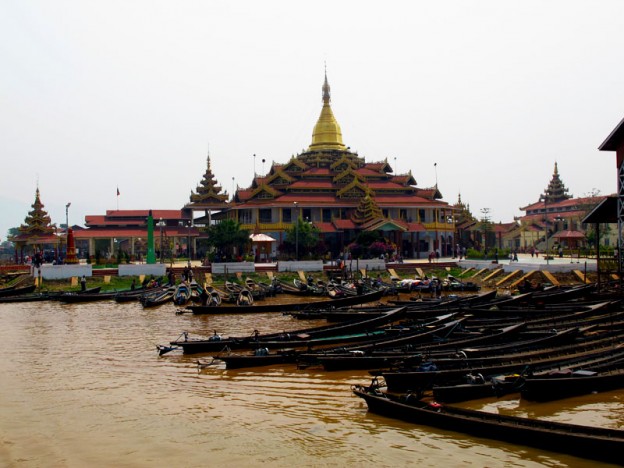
[73, 210, 198, 262]
[10, 187, 61, 263]
[453, 194, 520, 253]
[518, 162, 613, 252]
[217, 72, 455, 259]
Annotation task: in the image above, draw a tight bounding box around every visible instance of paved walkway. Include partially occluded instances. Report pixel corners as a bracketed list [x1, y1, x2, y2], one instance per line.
[166, 253, 597, 273]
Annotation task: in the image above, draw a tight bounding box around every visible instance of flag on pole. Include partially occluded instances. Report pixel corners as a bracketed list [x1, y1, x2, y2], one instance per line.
[117, 187, 120, 196]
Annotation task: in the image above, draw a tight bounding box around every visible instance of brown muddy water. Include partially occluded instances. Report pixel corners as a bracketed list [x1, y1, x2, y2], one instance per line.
[0, 297, 622, 467]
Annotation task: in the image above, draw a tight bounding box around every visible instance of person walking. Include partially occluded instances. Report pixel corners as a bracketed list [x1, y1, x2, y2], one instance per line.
[80, 275, 86, 291]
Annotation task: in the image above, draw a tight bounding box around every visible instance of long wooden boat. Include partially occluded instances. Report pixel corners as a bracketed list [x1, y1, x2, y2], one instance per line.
[209, 314, 459, 369]
[305, 323, 529, 371]
[432, 375, 521, 403]
[432, 336, 624, 404]
[0, 286, 104, 303]
[210, 348, 301, 369]
[0, 284, 36, 298]
[0, 293, 53, 303]
[59, 291, 118, 303]
[185, 289, 385, 315]
[521, 366, 624, 402]
[113, 288, 148, 303]
[379, 339, 624, 392]
[168, 306, 408, 353]
[530, 283, 596, 303]
[141, 286, 175, 308]
[352, 383, 624, 464]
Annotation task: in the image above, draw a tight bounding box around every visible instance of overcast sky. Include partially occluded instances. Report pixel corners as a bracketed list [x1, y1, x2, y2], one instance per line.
[2, 1, 623, 241]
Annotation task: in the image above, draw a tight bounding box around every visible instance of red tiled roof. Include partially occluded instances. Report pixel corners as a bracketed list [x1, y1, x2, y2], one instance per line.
[552, 230, 585, 239]
[492, 222, 519, 233]
[105, 209, 183, 218]
[313, 222, 338, 233]
[521, 196, 606, 212]
[86, 210, 187, 227]
[355, 168, 383, 176]
[405, 222, 426, 232]
[333, 219, 357, 229]
[302, 168, 331, 176]
[519, 211, 587, 223]
[367, 182, 405, 190]
[365, 162, 388, 171]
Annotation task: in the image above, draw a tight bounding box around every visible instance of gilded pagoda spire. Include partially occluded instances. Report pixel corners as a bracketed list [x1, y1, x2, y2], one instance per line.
[309, 70, 346, 151]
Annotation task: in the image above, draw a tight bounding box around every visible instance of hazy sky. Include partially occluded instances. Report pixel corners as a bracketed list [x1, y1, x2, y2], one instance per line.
[2, 1, 623, 241]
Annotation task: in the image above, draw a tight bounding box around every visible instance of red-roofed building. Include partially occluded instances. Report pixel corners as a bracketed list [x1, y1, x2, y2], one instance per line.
[74, 209, 198, 261]
[220, 72, 456, 259]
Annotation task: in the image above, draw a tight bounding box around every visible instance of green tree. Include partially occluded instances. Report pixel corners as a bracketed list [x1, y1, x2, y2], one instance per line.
[204, 219, 250, 260]
[284, 217, 321, 258]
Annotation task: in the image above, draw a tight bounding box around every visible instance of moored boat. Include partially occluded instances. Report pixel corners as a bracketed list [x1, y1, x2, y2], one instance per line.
[0, 284, 36, 298]
[185, 288, 385, 315]
[352, 382, 624, 465]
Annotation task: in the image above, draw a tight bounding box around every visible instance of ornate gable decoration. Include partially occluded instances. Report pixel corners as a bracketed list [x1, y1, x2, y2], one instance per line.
[282, 157, 308, 174]
[266, 170, 295, 187]
[337, 179, 370, 199]
[250, 184, 281, 200]
[330, 154, 358, 173]
[333, 167, 361, 186]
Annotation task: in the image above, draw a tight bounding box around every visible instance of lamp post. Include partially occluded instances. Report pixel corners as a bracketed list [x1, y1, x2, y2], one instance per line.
[542, 196, 550, 266]
[157, 218, 165, 263]
[65, 202, 71, 260]
[293, 202, 299, 260]
[187, 220, 192, 266]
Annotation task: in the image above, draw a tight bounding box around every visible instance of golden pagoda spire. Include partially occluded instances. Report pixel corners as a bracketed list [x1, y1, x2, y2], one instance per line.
[309, 69, 346, 151]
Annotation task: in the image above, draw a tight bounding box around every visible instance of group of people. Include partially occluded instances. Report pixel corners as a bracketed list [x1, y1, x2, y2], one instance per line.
[453, 245, 467, 260]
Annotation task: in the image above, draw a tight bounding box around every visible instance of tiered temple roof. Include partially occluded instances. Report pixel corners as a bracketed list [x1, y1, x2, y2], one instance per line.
[232, 72, 446, 216]
[187, 154, 229, 208]
[10, 187, 60, 248]
[542, 162, 572, 204]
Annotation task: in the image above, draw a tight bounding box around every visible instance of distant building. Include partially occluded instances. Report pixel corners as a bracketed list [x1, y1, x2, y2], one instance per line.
[517, 162, 613, 252]
[452, 194, 520, 252]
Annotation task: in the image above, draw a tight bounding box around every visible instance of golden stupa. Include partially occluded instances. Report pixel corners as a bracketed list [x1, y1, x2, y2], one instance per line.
[308, 72, 346, 151]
